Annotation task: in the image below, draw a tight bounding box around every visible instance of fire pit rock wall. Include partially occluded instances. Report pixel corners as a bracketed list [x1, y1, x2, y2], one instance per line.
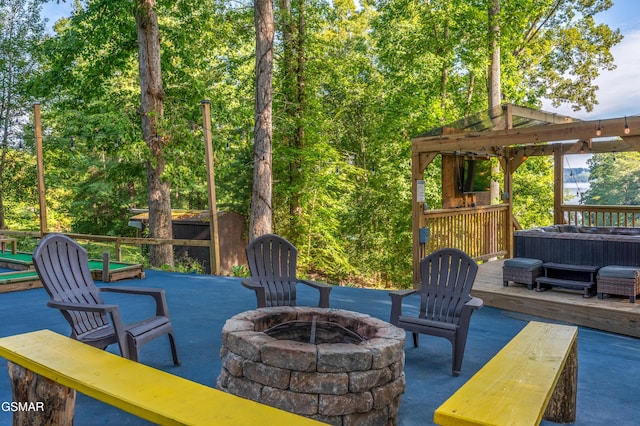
[217, 307, 406, 426]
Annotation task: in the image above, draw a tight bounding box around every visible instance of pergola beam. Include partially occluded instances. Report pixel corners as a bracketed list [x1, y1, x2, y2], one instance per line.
[621, 136, 640, 152]
[507, 105, 577, 124]
[412, 116, 640, 154]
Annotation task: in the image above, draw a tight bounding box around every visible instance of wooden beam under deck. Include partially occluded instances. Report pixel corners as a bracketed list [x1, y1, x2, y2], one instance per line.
[474, 260, 640, 339]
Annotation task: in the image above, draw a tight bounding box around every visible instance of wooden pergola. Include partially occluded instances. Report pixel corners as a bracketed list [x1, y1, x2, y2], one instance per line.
[411, 103, 640, 285]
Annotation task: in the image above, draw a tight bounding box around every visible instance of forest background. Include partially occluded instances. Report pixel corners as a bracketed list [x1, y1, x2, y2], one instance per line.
[2, 0, 639, 288]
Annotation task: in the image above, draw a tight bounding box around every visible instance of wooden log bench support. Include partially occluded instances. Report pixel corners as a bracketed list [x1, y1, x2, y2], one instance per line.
[434, 321, 578, 426]
[0, 329, 325, 426]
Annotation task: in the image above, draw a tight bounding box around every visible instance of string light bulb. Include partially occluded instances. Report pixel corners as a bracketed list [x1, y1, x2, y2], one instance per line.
[624, 116, 630, 135]
[596, 120, 602, 136]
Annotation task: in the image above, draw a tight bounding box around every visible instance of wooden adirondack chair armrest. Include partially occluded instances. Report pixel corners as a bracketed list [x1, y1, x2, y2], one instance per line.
[388, 289, 417, 325]
[241, 279, 267, 308]
[298, 279, 332, 308]
[99, 286, 170, 317]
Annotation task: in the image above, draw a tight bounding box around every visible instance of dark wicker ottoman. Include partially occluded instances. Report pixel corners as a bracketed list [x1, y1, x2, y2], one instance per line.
[597, 266, 640, 303]
[503, 258, 543, 290]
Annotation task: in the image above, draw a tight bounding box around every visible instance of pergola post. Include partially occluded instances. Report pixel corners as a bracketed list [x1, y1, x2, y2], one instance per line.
[411, 152, 424, 287]
[411, 151, 438, 287]
[502, 153, 513, 258]
[553, 147, 564, 225]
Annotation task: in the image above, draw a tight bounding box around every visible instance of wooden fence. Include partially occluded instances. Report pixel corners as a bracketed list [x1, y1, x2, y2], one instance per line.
[420, 204, 509, 261]
[0, 230, 210, 262]
[562, 205, 640, 227]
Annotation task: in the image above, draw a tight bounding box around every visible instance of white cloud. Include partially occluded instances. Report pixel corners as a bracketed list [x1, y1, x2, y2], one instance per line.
[543, 28, 640, 120]
[585, 30, 640, 119]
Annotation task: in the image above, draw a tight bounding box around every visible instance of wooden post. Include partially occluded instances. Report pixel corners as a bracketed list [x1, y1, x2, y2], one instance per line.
[8, 361, 76, 425]
[544, 337, 578, 423]
[411, 151, 422, 287]
[503, 153, 513, 258]
[554, 147, 564, 224]
[34, 103, 47, 236]
[102, 252, 110, 282]
[115, 242, 122, 261]
[201, 100, 221, 275]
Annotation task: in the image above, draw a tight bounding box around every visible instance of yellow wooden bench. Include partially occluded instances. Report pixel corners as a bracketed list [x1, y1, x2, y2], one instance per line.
[434, 321, 578, 426]
[0, 329, 325, 425]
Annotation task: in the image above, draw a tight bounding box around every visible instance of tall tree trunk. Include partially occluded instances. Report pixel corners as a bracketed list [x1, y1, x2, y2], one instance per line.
[488, 0, 501, 112]
[135, 0, 173, 266]
[488, 0, 501, 203]
[251, 0, 275, 240]
[291, 0, 306, 241]
[440, 25, 450, 112]
[278, 0, 296, 236]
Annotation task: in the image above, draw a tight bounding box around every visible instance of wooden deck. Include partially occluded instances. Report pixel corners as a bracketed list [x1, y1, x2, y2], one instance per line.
[474, 259, 640, 338]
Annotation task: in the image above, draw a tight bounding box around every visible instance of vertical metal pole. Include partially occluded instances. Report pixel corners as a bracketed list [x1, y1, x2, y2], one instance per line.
[201, 100, 221, 275]
[34, 103, 47, 236]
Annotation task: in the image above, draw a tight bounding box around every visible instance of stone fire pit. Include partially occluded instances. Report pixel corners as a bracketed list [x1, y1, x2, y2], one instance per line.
[217, 307, 406, 426]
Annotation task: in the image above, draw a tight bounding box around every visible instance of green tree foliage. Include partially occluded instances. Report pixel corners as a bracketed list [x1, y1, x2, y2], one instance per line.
[9, 0, 622, 286]
[29, 0, 256, 234]
[584, 152, 640, 206]
[512, 156, 555, 228]
[0, 0, 46, 228]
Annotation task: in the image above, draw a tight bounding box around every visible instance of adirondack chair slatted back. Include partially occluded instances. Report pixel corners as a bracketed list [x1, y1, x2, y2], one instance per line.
[419, 248, 478, 324]
[33, 234, 109, 337]
[246, 234, 298, 307]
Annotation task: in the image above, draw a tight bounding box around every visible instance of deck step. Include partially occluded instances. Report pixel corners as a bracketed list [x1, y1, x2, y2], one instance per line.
[542, 263, 599, 273]
[536, 277, 594, 289]
[536, 277, 596, 297]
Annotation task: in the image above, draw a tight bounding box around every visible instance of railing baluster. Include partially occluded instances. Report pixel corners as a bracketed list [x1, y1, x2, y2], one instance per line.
[561, 205, 640, 228]
[420, 205, 509, 260]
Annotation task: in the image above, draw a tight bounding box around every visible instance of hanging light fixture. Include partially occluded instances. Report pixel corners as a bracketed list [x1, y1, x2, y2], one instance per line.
[596, 120, 602, 136]
[624, 116, 630, 134]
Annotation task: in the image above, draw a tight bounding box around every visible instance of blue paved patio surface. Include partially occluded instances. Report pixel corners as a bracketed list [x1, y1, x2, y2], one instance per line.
[1, 269, 639, 425]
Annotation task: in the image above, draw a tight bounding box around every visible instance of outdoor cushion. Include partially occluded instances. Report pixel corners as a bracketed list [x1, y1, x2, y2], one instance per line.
[504, 258, 543, 271]
[598, 266, 640, 279]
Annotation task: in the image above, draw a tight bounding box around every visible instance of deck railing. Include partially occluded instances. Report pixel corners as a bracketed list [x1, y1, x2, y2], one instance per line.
[562, 205, 640, 227]
[420, 204, 509, 261]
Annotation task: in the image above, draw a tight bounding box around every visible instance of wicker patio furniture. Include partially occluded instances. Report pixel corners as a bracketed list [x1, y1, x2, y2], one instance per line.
[597, 266, 640, 303]
[503, 257, 543, 290]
